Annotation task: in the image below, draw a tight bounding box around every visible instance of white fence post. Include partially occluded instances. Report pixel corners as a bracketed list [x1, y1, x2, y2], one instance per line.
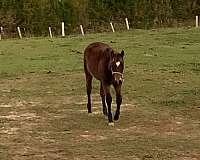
[0, 26, 3, 40]
[17, 27, 22, 39]
[110, 22, 115, 32]
[80, 25, 85, 36]
[49, 27, 53, 38]
[125, 18, 130, 30]
[0, 26, 3, 34]
[0, 27, 1, 40]
[62, 22, 65, 37]
[196, 16, 199, 28]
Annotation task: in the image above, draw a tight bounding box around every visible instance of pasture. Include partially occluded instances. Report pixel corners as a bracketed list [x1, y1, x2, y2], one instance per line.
[0, 28, 200, 160]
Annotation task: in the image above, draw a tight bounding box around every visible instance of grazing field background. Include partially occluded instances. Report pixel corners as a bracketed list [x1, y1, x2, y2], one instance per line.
[0, 28, 200, 160]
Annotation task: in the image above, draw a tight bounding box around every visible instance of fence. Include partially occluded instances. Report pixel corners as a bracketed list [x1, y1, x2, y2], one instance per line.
[0, 16, 199, 40]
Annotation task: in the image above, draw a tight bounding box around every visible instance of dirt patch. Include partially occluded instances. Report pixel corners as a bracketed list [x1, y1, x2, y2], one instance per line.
[0, 127, 19, 135]
[0, 104, 12, 108]
[79, 134, 107, 141]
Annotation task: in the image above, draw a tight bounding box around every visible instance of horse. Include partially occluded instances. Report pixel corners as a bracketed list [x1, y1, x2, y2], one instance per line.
[84, 42, 125, 126]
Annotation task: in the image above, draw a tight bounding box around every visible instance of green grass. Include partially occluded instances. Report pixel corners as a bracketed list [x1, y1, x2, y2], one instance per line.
[0, 28, 200, 159]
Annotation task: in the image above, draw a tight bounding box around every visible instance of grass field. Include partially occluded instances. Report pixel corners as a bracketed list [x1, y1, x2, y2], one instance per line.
[0, 28, 200, 160]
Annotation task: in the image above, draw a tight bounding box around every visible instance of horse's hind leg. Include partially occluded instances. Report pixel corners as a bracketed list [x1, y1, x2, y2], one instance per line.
[100, 82, 107, 116]
[86, 74, 92, 113]
[84, 66, 93, 113]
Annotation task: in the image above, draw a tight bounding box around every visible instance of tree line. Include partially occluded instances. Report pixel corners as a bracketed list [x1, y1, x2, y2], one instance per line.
[0, 0, 200, 37]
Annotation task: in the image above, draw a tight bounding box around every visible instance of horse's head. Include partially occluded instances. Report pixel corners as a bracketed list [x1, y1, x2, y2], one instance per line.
[109, 50, 125, 85]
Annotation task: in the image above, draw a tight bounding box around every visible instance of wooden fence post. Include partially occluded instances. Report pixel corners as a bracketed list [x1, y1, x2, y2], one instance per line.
[62, 22, 65, 37]
[125, 18, 130, 30]
[0, 26, 3, 33]
[0, 27, 3, 40]
[80, 25, 85, 36]
[0, 27, 1, 40]
[17, 27, 22, 39]
[196, 16, 199, 28]
[49, 27, 53, 38]
[110, 22, 115, 32]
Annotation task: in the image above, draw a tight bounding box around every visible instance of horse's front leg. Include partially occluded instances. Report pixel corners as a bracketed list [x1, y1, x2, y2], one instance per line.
[113, 84, 122, 121]
[102, 82, 113, 125]
[106, 92, 113, 124]
[100, 82, 107, 116]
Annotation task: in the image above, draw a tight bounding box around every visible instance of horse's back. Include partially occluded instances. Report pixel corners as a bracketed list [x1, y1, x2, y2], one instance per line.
[84, 42, 110, 80]
[84, 42, 109, 56]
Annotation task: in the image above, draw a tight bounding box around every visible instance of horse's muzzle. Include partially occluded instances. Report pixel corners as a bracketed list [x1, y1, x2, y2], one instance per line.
[112, 71, 123, 85]
[114, 75, 123, 85]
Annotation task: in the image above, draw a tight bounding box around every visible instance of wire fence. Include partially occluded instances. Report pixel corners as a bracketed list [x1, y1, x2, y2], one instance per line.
[0, 16, 199, 40]
[0, 20, 130, 39]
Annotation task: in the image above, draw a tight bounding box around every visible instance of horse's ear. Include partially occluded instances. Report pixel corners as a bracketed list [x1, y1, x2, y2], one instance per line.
[121, 50, 125, 57]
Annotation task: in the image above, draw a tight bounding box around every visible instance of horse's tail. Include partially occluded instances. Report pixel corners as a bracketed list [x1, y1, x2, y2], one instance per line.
[83, 51, 89, 76]
[84, 58, 87, 73]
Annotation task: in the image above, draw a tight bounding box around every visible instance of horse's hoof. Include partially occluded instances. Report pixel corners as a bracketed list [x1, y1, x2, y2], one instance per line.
[108, 122, 114, 127]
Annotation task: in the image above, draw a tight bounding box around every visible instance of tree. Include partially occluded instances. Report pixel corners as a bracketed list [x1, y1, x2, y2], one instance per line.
[0, 0, 200, 37]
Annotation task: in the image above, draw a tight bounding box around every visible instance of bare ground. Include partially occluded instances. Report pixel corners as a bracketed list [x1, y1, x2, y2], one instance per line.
[0, 74, 200, 160]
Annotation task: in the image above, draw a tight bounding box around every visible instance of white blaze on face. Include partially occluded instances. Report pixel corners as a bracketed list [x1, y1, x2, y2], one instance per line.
[116, 61, 120, 67]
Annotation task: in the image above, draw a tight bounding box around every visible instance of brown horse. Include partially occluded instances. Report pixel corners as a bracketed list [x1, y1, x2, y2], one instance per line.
[84, 42, 125, 126]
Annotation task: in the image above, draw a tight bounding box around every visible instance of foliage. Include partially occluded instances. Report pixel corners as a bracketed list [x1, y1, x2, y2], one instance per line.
[0, 0, 200, 37]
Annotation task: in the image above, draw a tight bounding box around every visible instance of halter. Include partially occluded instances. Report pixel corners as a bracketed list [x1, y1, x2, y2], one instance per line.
[111, 68, 124, 78]
[112, 71, 123, 77]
